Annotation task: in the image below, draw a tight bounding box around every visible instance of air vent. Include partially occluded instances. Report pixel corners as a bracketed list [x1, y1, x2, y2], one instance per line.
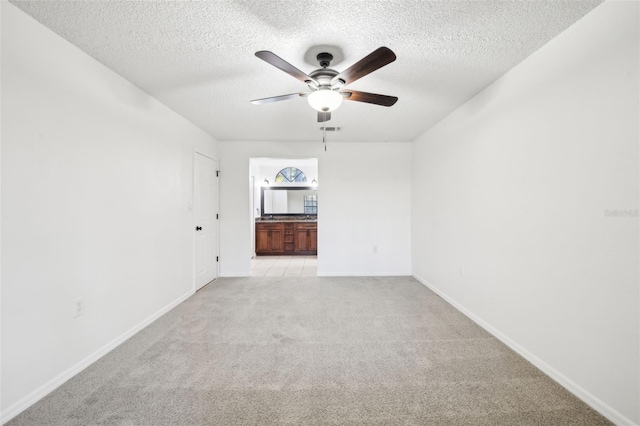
[319, 127, 342, 132]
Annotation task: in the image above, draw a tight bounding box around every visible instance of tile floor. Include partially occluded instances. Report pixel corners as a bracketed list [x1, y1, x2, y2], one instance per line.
[251, 255, 317, 277]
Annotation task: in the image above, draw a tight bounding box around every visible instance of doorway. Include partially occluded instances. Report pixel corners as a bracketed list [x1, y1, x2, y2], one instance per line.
[194, 151, 219, 290]
[249, 157, 318, 269]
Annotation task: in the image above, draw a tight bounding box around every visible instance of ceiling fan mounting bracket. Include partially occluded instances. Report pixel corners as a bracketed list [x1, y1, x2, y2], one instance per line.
[316, 52, 333, 68]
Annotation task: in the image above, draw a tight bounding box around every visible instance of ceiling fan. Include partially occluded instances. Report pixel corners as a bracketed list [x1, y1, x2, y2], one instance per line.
[250, 47, 398, 123]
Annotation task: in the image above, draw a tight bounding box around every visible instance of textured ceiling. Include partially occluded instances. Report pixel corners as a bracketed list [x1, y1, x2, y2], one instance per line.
[10, 0, 603, 142]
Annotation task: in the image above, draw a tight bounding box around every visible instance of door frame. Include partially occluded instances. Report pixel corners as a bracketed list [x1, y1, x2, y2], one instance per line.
[250, 175, 256, 257]
[193, 149, 219, 290]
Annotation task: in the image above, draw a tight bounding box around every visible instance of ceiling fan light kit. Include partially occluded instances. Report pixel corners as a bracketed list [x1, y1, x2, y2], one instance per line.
[251, 47, 398, 123]
[307, 90, 343, 112]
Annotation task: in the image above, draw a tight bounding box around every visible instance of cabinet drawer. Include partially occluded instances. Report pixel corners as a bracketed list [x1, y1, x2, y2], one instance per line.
[256, 223, 283, 231]
[294, 223, 317, 230]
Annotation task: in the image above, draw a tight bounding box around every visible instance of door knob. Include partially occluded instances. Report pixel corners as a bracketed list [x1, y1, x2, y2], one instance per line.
[196, 226, 202, 231]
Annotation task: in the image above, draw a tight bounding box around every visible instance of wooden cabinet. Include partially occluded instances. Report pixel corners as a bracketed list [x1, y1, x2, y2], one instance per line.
[255, 223, 284, 254]
[294, 223, 318, 253]
[256, 221, 317, 255]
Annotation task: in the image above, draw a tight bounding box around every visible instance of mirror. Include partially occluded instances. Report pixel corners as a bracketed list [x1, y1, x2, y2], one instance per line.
[261, 186, 317, 216]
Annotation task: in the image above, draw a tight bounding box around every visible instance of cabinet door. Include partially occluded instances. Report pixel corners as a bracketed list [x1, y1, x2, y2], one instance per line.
[269, 227, 284, 252]
[308, 228, 318, 251]
[256, 223, 284, 254]
[256, 228, 271, 253]
[294, 223, 317, 252]
[294, 228, 309, 252]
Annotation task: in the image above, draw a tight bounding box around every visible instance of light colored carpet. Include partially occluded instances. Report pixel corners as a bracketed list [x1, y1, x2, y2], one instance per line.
[9, 276, 610, 425]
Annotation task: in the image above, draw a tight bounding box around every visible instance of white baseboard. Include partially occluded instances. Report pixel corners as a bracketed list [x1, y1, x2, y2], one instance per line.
[317, 271, 412, 277]
[412, 273, 637, 426]
[1, 289, 195, 425]
[220, 272, 412, 277]
[221, 271, 411, 278]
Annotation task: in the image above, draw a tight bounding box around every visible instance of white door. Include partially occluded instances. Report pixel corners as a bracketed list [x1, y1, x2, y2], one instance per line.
[194, 152, 218, 290]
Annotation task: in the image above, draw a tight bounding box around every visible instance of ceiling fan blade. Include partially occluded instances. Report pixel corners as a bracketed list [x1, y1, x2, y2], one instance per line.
[250, 93, 307, 105]
[333, 47, 396, 86]
[342, 90, 398, 107]
[255, 51, 316, 85]
[317, 111, 332, 122]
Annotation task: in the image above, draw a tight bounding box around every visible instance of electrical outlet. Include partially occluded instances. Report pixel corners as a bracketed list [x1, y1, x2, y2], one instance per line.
[372, 246, 378, 254]
[73, 297, 84, 318]
[459, 266, 464, 277]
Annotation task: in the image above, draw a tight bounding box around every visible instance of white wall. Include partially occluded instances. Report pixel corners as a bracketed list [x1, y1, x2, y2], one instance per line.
[219, 141, 412, 276]
[1, 3, 218, 422]
[411, 1, 638, 424]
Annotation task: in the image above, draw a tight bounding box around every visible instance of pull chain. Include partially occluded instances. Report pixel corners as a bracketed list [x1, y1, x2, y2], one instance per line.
[323, 117, 327, 151]
[322, 112, 327, 151]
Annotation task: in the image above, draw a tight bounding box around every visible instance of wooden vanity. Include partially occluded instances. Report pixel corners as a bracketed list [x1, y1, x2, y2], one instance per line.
[255, 220, 317, 255]
[257, 185, 318, 255]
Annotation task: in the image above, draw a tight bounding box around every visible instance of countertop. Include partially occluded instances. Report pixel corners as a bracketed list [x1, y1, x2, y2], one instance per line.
[255, 217, 317, 223]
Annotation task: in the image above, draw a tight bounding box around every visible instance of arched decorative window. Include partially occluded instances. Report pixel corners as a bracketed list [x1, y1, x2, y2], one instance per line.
[275, 167, 307, 183]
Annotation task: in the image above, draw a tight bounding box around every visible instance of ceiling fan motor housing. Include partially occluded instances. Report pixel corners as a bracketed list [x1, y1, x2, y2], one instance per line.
[308, 68, 339, 90]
